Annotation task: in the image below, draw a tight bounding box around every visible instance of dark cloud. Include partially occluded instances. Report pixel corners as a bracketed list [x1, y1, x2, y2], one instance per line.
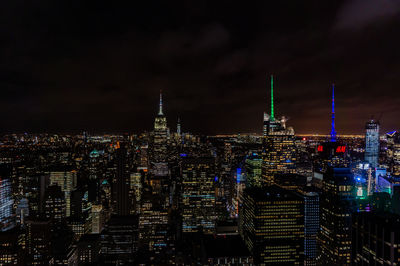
[0, 0, 399, 134]
[335, 0, 400, 30]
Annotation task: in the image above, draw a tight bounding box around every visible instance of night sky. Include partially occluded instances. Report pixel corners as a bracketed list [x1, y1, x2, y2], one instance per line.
[2, 1, 400, 135]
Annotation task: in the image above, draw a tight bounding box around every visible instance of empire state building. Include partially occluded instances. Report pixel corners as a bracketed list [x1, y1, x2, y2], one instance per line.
[153, 91, 168, 163]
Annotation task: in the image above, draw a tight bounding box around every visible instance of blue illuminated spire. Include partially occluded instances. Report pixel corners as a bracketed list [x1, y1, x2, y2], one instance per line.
[158, 90, 163, 115]
[330, 83, 337, 142]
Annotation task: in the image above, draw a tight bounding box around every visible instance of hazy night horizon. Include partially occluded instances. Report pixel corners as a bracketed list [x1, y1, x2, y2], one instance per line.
[2, 1, 400, 134]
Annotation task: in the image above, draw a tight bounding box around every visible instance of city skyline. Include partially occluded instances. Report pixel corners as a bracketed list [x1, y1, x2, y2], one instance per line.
[2, 1, 400, 134]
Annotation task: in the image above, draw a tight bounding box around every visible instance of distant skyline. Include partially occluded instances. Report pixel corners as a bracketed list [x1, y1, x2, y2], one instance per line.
[2, 1, 400, 134]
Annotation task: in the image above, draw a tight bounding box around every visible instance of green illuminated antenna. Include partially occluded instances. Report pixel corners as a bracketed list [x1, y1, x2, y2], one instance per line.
[270, 74, 275, 121]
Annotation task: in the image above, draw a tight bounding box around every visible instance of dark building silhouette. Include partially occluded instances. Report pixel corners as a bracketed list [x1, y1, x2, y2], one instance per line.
[113, 147, 131, 215]
[352, 212, 400, 265]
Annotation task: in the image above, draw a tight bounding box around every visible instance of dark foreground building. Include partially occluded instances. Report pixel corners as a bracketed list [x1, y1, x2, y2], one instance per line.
[352, 212, 400, 265]
[240, 185, 304, 264]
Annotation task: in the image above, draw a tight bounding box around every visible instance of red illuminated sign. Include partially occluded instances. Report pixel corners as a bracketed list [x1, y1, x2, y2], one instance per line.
[336, 146, 346, 153]
[317, 145, 323, 152]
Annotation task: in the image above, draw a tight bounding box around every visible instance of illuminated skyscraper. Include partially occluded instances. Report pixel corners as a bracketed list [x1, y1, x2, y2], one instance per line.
[318, 168, 355, 265]
[177, 117, 181, 135]
[153, 91, 168, 163]
[240, 185, 304, 264]
[386, 131, 400, 175]
[365, 119, 380, 168]
[0, 179, 13, 231]
[262, 75, 296, 185]
[181, 157, 216, 234]
[50, 170, 77, 217]
[26, 218, 52, 265]
[44, 185, 66, 222]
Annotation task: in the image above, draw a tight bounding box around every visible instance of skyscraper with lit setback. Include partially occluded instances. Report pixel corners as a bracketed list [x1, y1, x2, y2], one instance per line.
[262, 75, 296, 186]
[153, 91, 168, 163]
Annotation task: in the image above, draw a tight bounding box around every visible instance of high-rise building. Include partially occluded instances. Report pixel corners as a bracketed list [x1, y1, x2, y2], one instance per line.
[318, 168, 355, 265]
[244, 153, 262, 188]
[129, 172, 142, 214]
[153, 91, 168, 163]
[262, 75, 296, 185]
[177, 117, 181, 136]
[77, 234, 101, 265]
[271, 174, 319, 265]
[313, 85, 350, 171]
[101, 215, 139, 264]
[0, 227, 24, 265]
[69, 190, 92, 240]
[240, 185, 304, 264]
[44, 185, 66, 223]
[50, 170, 77, 217]
[91, 204, 105, 234]
[0, 179, 13, 231]
[365, 120, 380, 168]
[23, 173, 49, 217]
[181, 157, 216, 234]
[139, 189, 169, 253]
[304, 192, 319, 266]
[113, 147, 131, 215]
[386, 131, 400, 175]
[352, 212, 400, 265]
[26, 217, 52, 265]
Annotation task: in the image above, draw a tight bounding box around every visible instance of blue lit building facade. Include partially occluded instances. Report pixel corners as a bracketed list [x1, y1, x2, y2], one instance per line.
[365, 120, 380, 169]
[0, 179, 13, 231]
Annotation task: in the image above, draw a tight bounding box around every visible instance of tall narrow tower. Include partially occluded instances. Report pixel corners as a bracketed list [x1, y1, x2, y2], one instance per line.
[330, 84, 337, 142]
[153, 90, 168, 163]
[158, 90, 163, 116]
[177, 117, 181, 135]
[270, 75, 275, 122]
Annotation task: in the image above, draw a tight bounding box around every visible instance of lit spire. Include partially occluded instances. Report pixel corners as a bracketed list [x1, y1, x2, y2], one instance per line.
[330, 83, 337, 142]
[270, 75, 275, 121]
[158, 90, 163, 115]
[177, 117, 181, 135]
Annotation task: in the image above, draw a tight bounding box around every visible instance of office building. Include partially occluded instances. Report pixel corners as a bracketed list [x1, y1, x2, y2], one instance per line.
[365, 120, 380, 168]
[240, 185, 304, 264]
[77, 234, 101, 265]
[262, 75, 296, 185]
[0, 179, 13, 231]
[181, 157, 216, 234]
[44, 185, 66, 222]
[101, 215, 139, 264]
[318, 168, 355, 265]
[352, 212, 400, 265]
[50, 170, 77, 217]
[26, 218, 52, 265]
[113, 147, 131, 215]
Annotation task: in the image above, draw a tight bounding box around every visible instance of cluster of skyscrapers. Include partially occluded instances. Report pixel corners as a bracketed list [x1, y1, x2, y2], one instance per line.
[0, 76, 398, 265]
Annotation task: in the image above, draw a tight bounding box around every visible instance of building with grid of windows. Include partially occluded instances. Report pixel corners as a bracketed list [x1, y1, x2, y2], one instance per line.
[240, 185, 304, 264]
[318, 168, 355, 265]
[0, 179, 13, 231]
[181, 157, 216, 234]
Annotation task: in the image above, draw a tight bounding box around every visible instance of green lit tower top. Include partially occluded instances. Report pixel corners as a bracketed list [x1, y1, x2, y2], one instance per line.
[270, 75, 275, 121]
